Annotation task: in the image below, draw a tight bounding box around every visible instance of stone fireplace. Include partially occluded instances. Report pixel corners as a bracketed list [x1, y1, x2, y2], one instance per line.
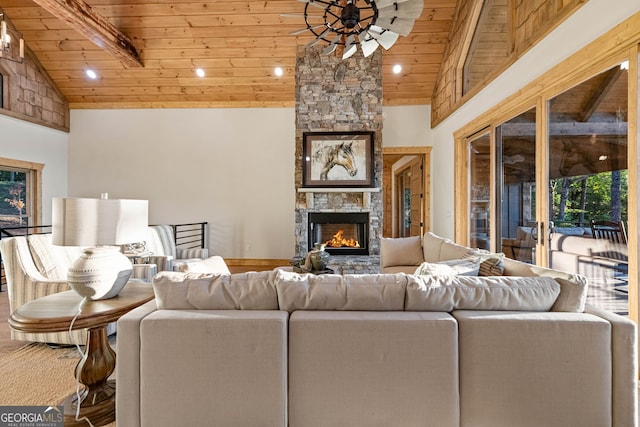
[308, 212, 369, 256]
[294, 46, 382, 274]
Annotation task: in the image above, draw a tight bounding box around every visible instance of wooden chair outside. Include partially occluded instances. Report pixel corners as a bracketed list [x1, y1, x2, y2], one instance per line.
[590, 220, 628, 245]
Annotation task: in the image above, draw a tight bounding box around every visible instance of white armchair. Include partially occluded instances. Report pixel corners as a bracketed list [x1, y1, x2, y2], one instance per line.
[145, 225, 209, 272]
[0, 234, 156, 345]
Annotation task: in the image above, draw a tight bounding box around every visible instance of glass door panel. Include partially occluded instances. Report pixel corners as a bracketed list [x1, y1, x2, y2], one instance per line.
[469, 133, 491, 250]
[497, 108, 537, 263]
[547, 63, 629, 315]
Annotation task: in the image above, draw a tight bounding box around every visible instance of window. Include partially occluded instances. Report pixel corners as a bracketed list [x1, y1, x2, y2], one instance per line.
[0, 158, 43, 232]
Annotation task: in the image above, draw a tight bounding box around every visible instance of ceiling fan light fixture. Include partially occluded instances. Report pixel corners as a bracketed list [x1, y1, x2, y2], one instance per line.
[341, 2, 361, 29]
[285, 0, 419, 58]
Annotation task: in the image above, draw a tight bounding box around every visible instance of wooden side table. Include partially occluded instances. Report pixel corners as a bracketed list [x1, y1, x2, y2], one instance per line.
[9, 282, 154, 427]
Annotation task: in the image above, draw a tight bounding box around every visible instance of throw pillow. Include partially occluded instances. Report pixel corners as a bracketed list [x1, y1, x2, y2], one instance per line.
[414, 259, 480, 276]
[380, 235, 424, 268]
[464, 251, 505, 276]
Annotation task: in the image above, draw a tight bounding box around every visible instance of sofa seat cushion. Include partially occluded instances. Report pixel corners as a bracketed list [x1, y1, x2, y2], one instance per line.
[454, 310, 612, 427]
[380, 235, 423, 268]
[274, 270, 407, 312]
[405, 275, 560, 312]
[153, 271, 278, 310]
[288, 311, 459, 427]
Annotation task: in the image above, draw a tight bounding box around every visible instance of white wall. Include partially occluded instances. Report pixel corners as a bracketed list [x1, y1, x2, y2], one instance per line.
[69, 106, 433, 259]
[429, 0, 640, 240]
[69, 108, 296, 259]
[0, 114, 68, 222]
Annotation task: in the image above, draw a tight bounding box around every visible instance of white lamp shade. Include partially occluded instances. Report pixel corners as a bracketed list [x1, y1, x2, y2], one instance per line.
[51, 196, 149, 300]
[52, 197, 148, 247]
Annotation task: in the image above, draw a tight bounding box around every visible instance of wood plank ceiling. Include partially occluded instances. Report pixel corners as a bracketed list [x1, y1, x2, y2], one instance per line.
[0, 0, 458, 109]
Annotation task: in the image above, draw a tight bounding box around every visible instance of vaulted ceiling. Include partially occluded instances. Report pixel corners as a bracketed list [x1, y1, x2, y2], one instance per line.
[0, 0, 458, 109]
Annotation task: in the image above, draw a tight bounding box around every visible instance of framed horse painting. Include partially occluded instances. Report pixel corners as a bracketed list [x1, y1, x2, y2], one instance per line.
[302, 131, 374, 188]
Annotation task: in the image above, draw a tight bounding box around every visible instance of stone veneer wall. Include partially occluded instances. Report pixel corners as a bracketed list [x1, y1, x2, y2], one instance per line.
[294, 46, 383, 271]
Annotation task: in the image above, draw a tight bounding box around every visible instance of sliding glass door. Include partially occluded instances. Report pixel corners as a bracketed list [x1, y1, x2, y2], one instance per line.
[547, 62, 629, 315]
[463, 61, 630, 316]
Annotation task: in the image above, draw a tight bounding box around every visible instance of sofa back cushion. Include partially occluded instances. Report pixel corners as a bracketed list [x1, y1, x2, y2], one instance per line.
[405, 275, 561, 312]
[275, 270, 407, 312]
[440, 240, 473, 261]
[502, 258, 588, 312]
[153, 271, 278, 310]
[27, 234, 84, 280]
[380, 235, 423, 268]
[422, 232, 449, 262]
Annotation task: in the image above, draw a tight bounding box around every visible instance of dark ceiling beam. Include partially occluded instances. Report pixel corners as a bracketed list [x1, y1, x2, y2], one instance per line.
[32, 0, 142, 68]
[578, 67, 622, 122]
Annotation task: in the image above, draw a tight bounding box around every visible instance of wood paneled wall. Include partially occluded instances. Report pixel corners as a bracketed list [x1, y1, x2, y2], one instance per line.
[431, 0, 585, 127]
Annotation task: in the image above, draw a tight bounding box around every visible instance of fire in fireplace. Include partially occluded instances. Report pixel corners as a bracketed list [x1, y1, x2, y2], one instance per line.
[308, 212, 369, 255]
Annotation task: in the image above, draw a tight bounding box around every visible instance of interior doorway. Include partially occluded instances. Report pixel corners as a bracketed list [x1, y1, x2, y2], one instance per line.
[382, 147, 431, 238]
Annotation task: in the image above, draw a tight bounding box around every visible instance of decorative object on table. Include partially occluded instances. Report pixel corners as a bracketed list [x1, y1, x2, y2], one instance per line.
[283, 0, 423, 59]
[52, 193, 148, 300]
[302, 131, 374, 188]
[308, 242, 331, 271]
[292, 243, 334, 274]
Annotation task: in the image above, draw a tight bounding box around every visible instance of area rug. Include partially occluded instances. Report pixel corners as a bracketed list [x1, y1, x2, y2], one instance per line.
[0, 342, 116, 426]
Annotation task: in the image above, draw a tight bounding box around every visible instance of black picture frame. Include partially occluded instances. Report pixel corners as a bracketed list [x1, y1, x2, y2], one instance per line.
[302, 131, 374, 188]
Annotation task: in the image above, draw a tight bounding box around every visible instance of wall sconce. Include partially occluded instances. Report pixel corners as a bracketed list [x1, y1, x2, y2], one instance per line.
[0, 13, 24, 63]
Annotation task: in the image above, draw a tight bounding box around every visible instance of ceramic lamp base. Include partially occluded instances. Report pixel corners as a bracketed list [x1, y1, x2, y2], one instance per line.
[68, 246, 133, 300]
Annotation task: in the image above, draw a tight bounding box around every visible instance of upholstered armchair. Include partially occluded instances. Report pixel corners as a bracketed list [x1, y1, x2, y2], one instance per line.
[0, 234, 156, 345]
[145, 225, 209, 272]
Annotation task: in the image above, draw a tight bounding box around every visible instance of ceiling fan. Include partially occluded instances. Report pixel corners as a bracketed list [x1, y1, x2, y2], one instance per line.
[284, 0, 424, 60]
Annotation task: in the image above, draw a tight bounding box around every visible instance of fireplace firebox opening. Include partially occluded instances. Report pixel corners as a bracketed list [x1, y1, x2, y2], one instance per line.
[308, 212, 369, 255]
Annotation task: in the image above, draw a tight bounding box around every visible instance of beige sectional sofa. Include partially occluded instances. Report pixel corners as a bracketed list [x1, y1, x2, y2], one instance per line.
[117, 250, 637, 427]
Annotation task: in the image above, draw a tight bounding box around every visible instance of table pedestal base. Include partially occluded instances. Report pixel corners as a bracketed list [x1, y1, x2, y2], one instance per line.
[62, 325, 116, 426]
[63, 380, 115, 426]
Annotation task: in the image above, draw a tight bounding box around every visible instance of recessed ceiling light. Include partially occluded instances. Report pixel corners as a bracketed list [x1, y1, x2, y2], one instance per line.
[274, 67, 284, 77]
[85, 69, 97, 79]
[392, 64, 402, 74]
[195, 68, 205, 77]
[599, 155, 608, 161]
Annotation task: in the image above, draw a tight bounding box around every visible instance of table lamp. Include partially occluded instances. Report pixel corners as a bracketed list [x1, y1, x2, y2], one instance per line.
[52, 194, 149, 300]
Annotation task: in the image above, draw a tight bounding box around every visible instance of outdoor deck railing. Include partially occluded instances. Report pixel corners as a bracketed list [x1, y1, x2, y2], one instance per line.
[0, 221, 208, 292]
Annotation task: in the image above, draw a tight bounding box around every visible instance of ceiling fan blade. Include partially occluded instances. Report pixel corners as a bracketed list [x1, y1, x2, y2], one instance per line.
[298, 0, 328, 10]
[342, 34, 357, 59]
[289, 24, 326, 35]
[377, 1, 424, 19]
[373, 0, 411, 8]
[306, 27, 331, 47]
[280, 13, 323, 19]
[323, 34, 342, 55]
[374, 17, 415, 36]
[368, 27, 399, 50]
[360, 38, 379, 57]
